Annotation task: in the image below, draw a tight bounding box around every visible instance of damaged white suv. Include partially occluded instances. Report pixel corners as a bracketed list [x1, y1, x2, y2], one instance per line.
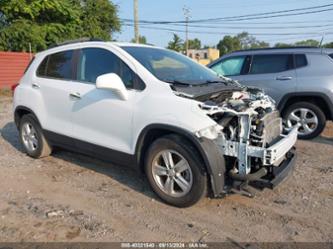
[13, 41, 298, 207]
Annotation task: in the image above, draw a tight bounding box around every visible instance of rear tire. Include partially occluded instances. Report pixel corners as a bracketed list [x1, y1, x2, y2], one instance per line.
[145, 134, 207, 207]
[19, 114, 52, 158]
[283, 102, 326, 139]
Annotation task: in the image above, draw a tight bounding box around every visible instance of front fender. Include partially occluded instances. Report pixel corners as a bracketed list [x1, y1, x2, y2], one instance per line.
[134, 124, 226, 196]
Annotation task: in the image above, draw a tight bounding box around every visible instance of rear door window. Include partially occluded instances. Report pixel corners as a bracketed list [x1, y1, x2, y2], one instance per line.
[211, 56, 246, 76]
[249, 54, 293, 74]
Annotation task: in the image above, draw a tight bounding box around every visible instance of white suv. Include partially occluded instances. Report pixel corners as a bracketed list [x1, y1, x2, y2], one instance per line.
[13, 40, 298, 207]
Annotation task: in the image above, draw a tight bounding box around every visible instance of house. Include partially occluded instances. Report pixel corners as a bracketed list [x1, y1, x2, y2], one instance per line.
[187, 48, 220, 65]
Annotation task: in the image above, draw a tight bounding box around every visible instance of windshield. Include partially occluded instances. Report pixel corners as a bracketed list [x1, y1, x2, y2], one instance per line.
[122, 46, 221, 85]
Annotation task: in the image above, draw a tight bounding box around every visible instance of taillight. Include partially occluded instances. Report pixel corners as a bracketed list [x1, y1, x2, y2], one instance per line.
[11, 83, 19, 92]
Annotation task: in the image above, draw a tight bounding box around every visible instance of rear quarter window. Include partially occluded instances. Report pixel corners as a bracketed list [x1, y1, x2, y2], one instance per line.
[36, 50, 75, 80]
[37, 56, 48, 76]
[329, 54, 333, 60]
[24, 57, 35, 74]
[47, 50, 74, 80]
[295, 54, 308, 68]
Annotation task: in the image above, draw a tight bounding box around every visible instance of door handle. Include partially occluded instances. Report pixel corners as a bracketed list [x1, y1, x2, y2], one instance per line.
[32, 83, 40, 89]
[69, 92, 81, 100]
[276, 76, 292, 81]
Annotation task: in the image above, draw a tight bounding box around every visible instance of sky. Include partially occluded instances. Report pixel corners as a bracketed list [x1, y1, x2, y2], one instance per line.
[113, 0, 333, 48]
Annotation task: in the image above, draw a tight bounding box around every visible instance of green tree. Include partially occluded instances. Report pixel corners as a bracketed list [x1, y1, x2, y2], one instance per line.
[167, 34, 183, 52]
[324, 42, 333, 48]
[274, 42, 293, 48]
[81, 0, 120, 41]
[217, 32, 269, 56]
[217, 35, 241, 56]
[0, 0, 120, 52]
[187, 38, 201, 49]
[131, 35, 147, 44]
[236, 32, 269, 49]
[294, 39, 320, 47]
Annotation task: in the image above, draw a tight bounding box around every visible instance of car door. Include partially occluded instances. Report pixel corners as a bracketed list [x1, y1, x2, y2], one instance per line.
[34, 50, 77, 137]
[236, 54, 297, 104]
[70, 47, 141, 156]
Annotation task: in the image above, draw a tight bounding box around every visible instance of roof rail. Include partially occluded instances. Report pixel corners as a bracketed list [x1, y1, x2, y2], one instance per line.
[48, 38, 104, 49]
[232, 46, 319, 53]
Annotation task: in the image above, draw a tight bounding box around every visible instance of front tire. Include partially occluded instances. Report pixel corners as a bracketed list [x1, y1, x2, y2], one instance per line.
[19, 114, 52, 158]
[145, 135, 207, 207]
[283, 102, 326, 139]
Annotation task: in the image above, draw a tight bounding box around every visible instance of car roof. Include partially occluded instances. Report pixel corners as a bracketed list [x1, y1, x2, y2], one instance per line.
[226, 47, 333, 56]
[35, 39, 161, 57]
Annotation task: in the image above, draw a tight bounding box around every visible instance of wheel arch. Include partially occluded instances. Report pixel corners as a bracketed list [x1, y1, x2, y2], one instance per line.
[135, 124, 226, 196]
[14, 106, 41, 128]
[278, 92, 333, 120]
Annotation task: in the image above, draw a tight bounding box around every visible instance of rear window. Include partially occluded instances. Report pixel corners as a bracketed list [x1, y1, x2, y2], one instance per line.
[249, 54, 293, 74]
[295, 54, 307, 68]
[37, 50, 74, 80]
[329, 54, 333, 59]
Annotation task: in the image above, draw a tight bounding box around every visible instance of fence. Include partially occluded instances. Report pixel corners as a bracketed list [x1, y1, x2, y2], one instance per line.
[0, 52, 32, 89]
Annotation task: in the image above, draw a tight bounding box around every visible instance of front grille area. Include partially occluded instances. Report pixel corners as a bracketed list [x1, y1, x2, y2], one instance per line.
[262, 111, 282, 146]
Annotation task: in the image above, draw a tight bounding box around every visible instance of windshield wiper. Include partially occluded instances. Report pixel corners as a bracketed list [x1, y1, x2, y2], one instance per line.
[164, 80, 192, 87]
[205, 79, 228, 85]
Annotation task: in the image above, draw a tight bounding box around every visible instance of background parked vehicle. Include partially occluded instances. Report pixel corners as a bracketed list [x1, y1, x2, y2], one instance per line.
[208, 47, 333, 139]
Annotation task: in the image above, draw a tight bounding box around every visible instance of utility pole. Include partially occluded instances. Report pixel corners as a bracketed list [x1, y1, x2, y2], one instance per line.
[134, 0, 139, 43]
[183, 6, 191, 56]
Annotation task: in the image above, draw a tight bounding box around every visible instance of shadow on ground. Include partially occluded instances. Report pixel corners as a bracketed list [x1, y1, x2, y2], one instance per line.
[309, 135, 333, 146]
[1, 121, 159, 202]
[1, 122, 24, 152]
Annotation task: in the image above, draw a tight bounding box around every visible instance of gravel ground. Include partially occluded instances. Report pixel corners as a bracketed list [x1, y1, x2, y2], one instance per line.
[0, 96, 332, 242]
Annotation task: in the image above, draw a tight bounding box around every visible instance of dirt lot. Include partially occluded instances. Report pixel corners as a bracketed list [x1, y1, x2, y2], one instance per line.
[0, 95, 332, 242]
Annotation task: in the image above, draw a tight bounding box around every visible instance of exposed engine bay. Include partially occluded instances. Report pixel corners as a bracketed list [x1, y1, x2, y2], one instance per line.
[173, 82, 298, 196]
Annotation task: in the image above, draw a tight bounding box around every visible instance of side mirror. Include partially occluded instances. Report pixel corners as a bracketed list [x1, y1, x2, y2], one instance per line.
[96, 73, 128, 100]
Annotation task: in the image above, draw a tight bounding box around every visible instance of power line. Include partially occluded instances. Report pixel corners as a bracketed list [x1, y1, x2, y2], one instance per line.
[133, 22, 333, 30]
[188, 19, 333, 25]
[122, 3, 333, 24]
[194, 0, 317, 10]
[191, 4, 333, 23]
[207, 8, 333, 22]
[124, 24, 333, 36]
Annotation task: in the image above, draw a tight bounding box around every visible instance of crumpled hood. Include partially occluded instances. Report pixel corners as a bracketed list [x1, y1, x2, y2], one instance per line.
[172, 83, 243, 103]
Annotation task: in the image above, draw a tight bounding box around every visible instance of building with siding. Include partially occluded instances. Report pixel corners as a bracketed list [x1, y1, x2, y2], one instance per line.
[0, 52, 32, 89]
[188, 48, 220, 65]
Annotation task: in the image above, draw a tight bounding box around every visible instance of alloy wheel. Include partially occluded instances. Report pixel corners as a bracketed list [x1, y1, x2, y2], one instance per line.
[151, 149, 193, 198]
[286, 108, 318, 136]
[21, 122, 39, 152]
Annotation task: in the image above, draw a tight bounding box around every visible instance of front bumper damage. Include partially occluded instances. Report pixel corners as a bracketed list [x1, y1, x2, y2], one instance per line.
[198, 125, 298, 197]
[184, 85, 298, 197]
[217, 126, 298, 174]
